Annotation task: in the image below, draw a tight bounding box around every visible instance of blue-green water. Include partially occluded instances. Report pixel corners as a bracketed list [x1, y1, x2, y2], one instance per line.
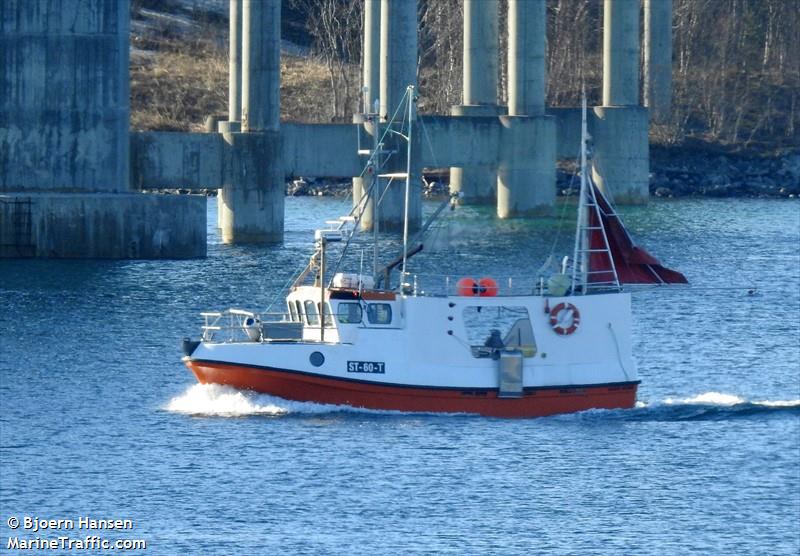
[1, 197, 798, 555]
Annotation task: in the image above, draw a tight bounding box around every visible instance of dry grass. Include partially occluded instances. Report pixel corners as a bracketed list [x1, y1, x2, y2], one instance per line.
[130, 34, 343, 130]
[280, 55, 342, 123]
[130, 37, 228, 131]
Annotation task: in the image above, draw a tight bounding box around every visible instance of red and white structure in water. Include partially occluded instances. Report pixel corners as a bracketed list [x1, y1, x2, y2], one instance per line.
[182, 94, 686, 418]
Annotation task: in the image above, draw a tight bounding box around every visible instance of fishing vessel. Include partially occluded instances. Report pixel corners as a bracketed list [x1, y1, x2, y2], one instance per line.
[182, 89, 686, 418]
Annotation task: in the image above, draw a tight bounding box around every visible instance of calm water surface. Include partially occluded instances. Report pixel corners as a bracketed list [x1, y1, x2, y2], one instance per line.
[1, 197, 798, 555]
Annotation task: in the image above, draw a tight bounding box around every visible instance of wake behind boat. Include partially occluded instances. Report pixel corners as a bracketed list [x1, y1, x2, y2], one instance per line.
[182, 90, 686, 418]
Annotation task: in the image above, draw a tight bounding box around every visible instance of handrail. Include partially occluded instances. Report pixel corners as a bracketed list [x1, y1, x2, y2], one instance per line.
[200, 308, 299, 343]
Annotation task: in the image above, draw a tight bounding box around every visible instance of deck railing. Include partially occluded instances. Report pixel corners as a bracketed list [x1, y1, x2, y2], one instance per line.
[398, 273, 546, 297]
[201, 309, 299, 343]
[397, 271, 622, 297]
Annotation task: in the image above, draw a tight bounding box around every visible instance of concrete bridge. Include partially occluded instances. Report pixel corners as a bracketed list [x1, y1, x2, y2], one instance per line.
[0, 0, 673, 258]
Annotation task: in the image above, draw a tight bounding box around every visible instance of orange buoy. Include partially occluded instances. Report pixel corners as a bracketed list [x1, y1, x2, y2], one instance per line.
[456, 277, 478, 296]
[478, 277, 498, 297]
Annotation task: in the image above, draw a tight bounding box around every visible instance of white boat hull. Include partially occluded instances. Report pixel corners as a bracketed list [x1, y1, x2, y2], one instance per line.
[184, 291, 639, 418]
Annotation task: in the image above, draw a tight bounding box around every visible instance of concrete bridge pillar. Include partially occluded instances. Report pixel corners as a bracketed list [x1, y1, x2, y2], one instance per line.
[221, 0, 243, 133]
[219, 131, 283, 243]
[220, 0, 284, 243]
[363, 0, 381, 112]
[603, 0, 639, 107]
[594, 0, 649, 204]
[497, 0, 555, 217]
[241, 0, 280, 133]
[379, 0, 421, 232]
[591, 106, 649, 204]
[497, 116, 555, 218]
[0, 0, 204, 258]
[450, 0, 500, 204]
[507, 0, 546, 117]
[217, 0, 243, 230]
[462, 0, 498, 106]
[353, 0, 381, 229]
[644, 0, 672, 124]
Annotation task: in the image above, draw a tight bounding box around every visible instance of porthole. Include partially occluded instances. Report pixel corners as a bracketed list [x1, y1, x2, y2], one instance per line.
[309, 351, 325, 367]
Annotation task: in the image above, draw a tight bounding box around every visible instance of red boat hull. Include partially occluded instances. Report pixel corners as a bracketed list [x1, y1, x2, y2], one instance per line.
[185, 359, 638, 418]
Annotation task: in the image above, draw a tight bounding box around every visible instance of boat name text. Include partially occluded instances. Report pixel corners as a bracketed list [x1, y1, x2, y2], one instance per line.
[347, 361, 386, 374]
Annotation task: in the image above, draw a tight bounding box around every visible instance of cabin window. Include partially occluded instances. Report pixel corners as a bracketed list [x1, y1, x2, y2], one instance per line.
[336, 302, 363, 324]
[366, 303, 392, 325]
[462, 305, 537, 358]
[304, 300, 319, 325]
[288, 302, 298, 322]
[318, 302, 334, 326]
[295, 300, 304, 322]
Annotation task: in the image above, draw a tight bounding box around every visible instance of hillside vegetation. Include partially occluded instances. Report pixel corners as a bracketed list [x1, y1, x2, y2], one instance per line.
[130, 0, 799, 154]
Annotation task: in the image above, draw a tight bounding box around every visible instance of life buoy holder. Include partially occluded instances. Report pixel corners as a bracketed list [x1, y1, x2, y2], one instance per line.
[549, 302, 580, 335]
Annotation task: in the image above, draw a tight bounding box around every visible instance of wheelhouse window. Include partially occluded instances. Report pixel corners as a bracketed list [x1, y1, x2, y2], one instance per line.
[336, 302, 363, 324]
[288, 301, 298, 322]
[304, 300, 319, 325]
[318, 302, 334, 326]
[366, 303, 392, 325]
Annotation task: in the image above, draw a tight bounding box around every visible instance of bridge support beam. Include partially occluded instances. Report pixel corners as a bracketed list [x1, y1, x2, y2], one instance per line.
[596, 0, 648, 204]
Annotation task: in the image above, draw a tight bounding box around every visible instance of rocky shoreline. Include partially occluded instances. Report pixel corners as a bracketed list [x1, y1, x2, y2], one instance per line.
[646, 147, 799, 199]
[287, 148, 800, 200]
[159, 149, 800, 200]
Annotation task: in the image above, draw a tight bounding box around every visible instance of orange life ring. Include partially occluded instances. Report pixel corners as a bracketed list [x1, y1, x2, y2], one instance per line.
[456, 277, 499, 296]
[478, 277, 498, 297]
[456, 277, 478, 296]
[549, 302, 580, 335]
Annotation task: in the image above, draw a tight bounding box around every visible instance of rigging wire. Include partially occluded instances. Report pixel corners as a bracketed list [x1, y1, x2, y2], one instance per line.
[264, 88, 417, 308]
[325, 176, 380, 283]
[548, 156, 580, 260]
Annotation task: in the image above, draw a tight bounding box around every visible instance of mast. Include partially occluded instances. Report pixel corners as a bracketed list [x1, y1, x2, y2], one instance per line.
[572, 95, 590, 293]
[401, 85, 415, 280]
[319, 236, 325, 342]
[372, 99, 381, 285]
[571, 93, 622, 293]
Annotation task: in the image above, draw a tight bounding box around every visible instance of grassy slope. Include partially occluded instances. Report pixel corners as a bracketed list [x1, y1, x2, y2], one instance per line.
[130, 2, 339, 130]
[130, 3, 797, 160]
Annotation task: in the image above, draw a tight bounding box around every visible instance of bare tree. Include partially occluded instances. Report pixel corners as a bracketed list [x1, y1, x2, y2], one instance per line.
[546, 0, 603, 106]
[670, 0, 799, 146]
[418, 0, 463, 114]
[291, 0, 362, 121]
